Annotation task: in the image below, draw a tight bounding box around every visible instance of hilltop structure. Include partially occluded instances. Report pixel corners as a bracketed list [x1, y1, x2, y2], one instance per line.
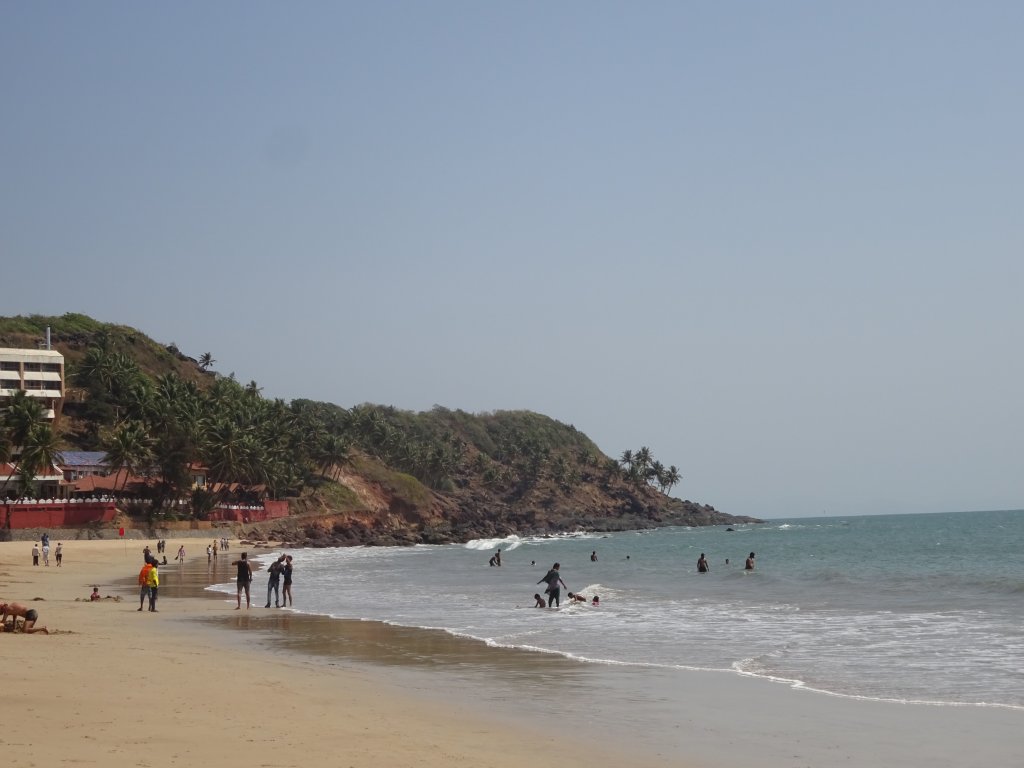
[0, 346, 65, 425]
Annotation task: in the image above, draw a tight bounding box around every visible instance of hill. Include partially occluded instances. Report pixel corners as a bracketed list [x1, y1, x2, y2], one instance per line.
[0, 313, 760, 544]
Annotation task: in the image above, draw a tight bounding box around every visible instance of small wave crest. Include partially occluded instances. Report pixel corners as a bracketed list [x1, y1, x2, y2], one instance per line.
[464, 535, 526, 551]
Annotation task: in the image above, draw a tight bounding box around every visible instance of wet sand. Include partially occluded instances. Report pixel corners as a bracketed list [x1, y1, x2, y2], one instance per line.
[3, 539, 1020, 767]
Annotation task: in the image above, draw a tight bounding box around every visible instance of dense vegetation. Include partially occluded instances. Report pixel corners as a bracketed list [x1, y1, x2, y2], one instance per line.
[2, 314, 688, 529]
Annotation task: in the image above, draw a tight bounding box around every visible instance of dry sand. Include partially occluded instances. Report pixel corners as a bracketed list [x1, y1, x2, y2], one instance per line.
[0, 538, 670, 768]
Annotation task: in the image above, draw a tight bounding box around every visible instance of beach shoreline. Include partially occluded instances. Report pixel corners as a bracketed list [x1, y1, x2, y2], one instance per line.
[0, 538, 673, 768]
[2, 538, 1020, 768]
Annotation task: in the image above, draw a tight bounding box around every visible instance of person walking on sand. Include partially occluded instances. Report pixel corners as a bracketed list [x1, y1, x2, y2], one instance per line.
[538, 563, 568, 608]
[281, 555, 294, 607]
[207, 544, 212, 564]
[146, 561, 160, 612]
[42, 541, 50, 566]
[233, 553, 253, 609]
[176, 545, 185, 564]
[31, 544, 40, 566]
[138, 561, 154, 611]
[697, 553, 710, 573]
[55, 542, 63, 567]
[0, 601, 49, 634]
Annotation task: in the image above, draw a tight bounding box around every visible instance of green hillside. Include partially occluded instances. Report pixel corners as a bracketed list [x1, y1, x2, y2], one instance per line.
[1, 313, 758, 543]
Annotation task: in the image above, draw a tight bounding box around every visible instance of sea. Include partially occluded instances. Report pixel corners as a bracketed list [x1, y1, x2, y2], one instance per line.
[209, 508, 1024, 711]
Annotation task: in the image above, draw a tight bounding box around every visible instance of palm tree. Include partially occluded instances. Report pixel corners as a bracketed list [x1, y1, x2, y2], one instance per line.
[199, 352, 215, 371]
[102, 421, 155, 491]
[17, 423, 61, 499]
[650, 460, 666, 490]
[619, 449, 634, 474]
[634, 446, 653, 478]
[0, 391, 48, 499]
[663, 465, 681, 496]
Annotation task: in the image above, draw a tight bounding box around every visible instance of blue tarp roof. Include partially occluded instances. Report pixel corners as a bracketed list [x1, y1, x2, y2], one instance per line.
[56, 451, 108, 466]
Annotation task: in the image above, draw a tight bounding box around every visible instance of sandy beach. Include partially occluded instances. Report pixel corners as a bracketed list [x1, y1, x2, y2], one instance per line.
[0, 538, 669, 768]
[2, 538, 1020, 768]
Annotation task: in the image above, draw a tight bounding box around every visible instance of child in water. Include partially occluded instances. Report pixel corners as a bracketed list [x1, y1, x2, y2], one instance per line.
[591, 595, 600, 606]
[533, 594, 546, 608]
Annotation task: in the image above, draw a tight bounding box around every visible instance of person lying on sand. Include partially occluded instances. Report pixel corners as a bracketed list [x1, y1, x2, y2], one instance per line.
[0, 601, 49, 634]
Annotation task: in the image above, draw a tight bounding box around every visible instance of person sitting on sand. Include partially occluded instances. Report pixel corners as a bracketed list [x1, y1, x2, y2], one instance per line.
[534, 594, 546, 608]
[0, 601, 49, 634]
[592, 595, 600, 606]
[90, 587, 101, 601]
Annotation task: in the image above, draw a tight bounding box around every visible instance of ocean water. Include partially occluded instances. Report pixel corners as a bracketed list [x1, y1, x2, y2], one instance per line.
[212, 509, 1024, 709]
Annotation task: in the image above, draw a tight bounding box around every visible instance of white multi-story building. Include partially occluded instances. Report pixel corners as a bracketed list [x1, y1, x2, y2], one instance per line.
[0, 347, 65, 424]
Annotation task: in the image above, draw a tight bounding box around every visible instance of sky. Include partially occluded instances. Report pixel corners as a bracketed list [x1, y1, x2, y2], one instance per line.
[2, 3, 1022, 519]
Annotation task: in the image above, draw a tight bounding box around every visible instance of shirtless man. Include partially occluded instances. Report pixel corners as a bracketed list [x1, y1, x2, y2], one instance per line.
[0, 601, 49, 634]
[232, 553, 253, 609]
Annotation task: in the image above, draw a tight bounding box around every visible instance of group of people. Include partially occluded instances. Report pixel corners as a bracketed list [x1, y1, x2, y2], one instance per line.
[31, 533, 63, 567]
[696, 552, 756, 572]
[231, 551, 294, 609]
[533, 563, 601, 608]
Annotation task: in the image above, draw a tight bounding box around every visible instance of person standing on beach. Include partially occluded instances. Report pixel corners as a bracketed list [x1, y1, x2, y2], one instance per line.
[697, 553, 709, 573]
[233, 553, 253, 609]
[207, 544, 212, 564]
[31, 544, 40, 566]
[745, 552, 755, 570]
[176, 545, 185, 564]
[538, 563, 567, 608]
[146, 561, 160, 611]
[281, 555, 294, 607]
[42, 541, 50, 566]
[265, 555, 285, 608]
[138, 561, 154, 611]
[55, 542, 63, 567]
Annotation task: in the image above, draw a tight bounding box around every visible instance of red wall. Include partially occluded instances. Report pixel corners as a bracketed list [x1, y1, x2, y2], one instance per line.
[0, 502, 118, 529]
[0, 501, 289, 528]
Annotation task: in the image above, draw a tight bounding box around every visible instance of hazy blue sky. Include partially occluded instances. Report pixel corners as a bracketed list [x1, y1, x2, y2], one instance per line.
[3, 3, 1022, 519]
